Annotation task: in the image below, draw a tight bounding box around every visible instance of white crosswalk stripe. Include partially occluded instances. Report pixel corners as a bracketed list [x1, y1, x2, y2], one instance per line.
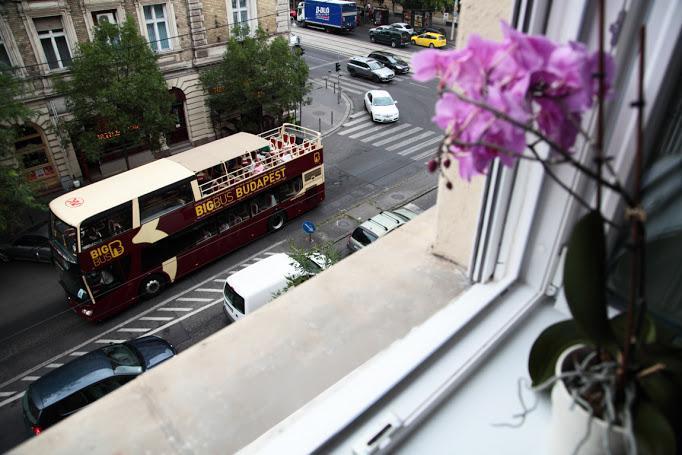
[414, 147, 440, 160]
[343, 116, 370, 127]
[349, 111, 365, 119]
[387, 131, 437, 151]
[399, 136, 443, 157]
[337, 120, 375, 136]
[372, 127, 423, 147]
[0, 392, 16, 398]
[360, 123, 412, 142]
[348, 124, 386, 139]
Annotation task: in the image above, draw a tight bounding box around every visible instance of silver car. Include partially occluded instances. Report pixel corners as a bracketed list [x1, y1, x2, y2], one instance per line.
[347, 56, 395, 83]
[347, 206, 420, 252]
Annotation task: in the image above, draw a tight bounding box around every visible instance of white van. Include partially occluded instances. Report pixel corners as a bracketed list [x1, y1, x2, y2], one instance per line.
[222, 252, 326, 321]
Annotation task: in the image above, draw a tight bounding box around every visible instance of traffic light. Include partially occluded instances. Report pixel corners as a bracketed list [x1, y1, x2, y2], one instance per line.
[335, 62, 340, 72]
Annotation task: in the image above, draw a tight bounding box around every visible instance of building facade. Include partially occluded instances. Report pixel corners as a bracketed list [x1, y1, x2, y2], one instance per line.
[0, 0, 289, 192]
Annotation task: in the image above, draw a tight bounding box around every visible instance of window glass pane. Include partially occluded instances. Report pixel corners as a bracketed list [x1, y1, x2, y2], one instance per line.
[146, 24, 158, 50]
[143, 6, 152, 21]
[239, 0, 247, 8]
[233, 12, 239, 23]
[232, 0, 237, 9]
[54, 36, 71, 67]
[156, 21, 169, 49]
[240, 11, 248, 23]
[154, 5, 165, 19]
[0, 42, 11, 68]
[39, 38, 59, 70]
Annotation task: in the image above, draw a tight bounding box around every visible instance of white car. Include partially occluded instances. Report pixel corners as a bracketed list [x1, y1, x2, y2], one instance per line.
[364, 90, 399, 123]
[391, 22, 416, 35]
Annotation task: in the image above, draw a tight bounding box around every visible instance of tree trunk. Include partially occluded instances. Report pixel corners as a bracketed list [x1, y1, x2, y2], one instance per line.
[122, 141, 131, 170]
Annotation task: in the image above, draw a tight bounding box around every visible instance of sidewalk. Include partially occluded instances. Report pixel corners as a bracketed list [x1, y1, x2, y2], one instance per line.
[300, 78, 352, 136]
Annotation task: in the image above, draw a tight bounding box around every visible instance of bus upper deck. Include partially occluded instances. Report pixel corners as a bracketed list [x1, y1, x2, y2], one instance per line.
[49, 124, 322, 262]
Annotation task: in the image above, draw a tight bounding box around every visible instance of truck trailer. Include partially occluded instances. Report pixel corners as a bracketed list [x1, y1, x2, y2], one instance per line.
[296, 0, 357, 32]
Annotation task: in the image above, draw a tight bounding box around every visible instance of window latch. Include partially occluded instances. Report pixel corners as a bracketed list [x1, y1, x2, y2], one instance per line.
[352, 412, 403, 455]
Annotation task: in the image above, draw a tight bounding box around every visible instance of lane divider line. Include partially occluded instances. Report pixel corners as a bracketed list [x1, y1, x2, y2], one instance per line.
[139, 316, 174, 321]
[157, 307, 193, 312]
[177, 297, 213, 302]
[0, 391, 24, 407]
[117, 328, 151, 333]
[195, 288, 223, 293]
[146, 299, 222, 336]
[21, 376, 39, 382]
[94, 339, 126, 344]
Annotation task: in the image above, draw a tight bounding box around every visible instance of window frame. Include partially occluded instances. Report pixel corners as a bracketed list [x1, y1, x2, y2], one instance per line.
[136, 1, 179, 53]
[238, 0, 682, 451]
[225, 0, 257, 34]
[33, 16, 73, 71]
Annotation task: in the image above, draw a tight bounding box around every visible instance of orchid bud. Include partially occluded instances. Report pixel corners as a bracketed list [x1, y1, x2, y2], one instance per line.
[443, 158, 451, 168]
[427, 159, 438, 173]
[446, 181, 453, 190]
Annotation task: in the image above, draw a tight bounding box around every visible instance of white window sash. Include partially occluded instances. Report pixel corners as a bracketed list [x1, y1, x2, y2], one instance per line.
[144, 4, 171, 51]
[37, 28, 70, 69]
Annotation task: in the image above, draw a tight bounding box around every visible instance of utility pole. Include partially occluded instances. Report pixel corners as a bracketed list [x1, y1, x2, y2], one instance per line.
[449, 0, 459, 44]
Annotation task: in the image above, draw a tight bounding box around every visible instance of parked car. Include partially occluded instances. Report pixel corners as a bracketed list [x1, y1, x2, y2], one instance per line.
[22, 336, 176, 436]
[347, 206, 420, 252]
[390, 22, 416, 35]
[416, 25, 446, 36]
[411, 32, 447, 48]
[368, 25, 410, 48]
[364, 90, 399, 123]
[347, 56, 395, 82]
[223, 252, 329, 321]
[367, 51, 410, 74]
[0, 221, 52, 263]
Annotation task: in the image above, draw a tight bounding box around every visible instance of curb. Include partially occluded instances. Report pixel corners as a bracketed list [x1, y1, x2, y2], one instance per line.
[322, 91, 353, 138]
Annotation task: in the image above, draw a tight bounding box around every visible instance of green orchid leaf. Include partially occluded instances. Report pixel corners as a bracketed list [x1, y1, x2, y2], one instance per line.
[638, 372, 682, 443]
[564, 211, 613, 346]
[528, 320, 589, 386]
[610, 312, 657, 347]
[634, 400, 677, 455]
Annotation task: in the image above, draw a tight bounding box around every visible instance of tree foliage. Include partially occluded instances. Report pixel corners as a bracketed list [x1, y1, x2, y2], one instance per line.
[272, 242, 341, 298]
[0, 68, 44, 234]
[58, 18, 175, 168]
[200, 26, 309, 132]
[395, 0, 455, 13]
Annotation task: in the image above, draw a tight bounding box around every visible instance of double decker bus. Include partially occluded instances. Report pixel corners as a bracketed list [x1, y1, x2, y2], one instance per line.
[49, 124, 324, 321]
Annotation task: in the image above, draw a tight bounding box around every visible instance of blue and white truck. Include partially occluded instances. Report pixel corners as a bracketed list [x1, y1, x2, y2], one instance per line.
[296, 0, 357, 32]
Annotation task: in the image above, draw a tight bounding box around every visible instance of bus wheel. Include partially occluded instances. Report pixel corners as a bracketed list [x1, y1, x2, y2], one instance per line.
[269, 212, 287, 232]
[140, 274, 165, 299]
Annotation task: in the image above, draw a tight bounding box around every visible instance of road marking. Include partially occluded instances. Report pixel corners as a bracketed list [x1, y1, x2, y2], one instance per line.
[117, 328, 150, 333]
[349, 111, 366, 119]
[337, 120, 374, 136]
[177, 297, 214, 302]
[0, 239, 288, 408]
[146, 299, 223, 337]
[195, 288, 223, 293]
[157, 307, 193, 312]
[399, 136, 443, 157]
[348, 124, 386, 140]
[95, 339, 126, 344]
[343, 116, 369, 127]
[213, 278, 227, 283]
[0, 392, 23, 407]
[0, 391, 17, 398]
[140, 316, 174, 321]
[415, 148, 439, 160]
[21, 376, 39, 381]
[45, 363, 63, 368]
[337, 85, 364, 96]
[372, 126, 423, 146]
[360, 123, 412, 142]
[407, 81, 433, 90]
[264, 251, 279, 255]
[388, 131, 437, 151]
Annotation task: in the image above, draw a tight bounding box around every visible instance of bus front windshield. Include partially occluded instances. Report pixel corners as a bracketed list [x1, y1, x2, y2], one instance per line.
[50, 213, 78, 262]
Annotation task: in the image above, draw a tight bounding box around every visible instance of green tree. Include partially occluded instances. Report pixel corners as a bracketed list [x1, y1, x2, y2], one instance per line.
[396, 0, 454, 13]
[201, 25, 309, 134]
[0, 68, 44, 234]
[58, 18, 175, 170]
[273, 242, 341, 298]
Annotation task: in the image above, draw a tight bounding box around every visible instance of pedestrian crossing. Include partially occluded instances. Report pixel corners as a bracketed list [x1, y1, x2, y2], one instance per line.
[311, 73, 412, 97]
[310, 75, 442, 161]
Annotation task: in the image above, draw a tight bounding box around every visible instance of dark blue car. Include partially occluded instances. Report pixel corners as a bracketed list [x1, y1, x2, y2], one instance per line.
[22, 336, 176, 435]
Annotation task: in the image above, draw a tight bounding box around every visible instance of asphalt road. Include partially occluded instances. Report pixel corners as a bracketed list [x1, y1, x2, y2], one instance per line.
[0, 43, 442, 452]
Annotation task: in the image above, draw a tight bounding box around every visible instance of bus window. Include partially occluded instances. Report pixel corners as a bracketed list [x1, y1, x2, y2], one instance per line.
[85, 258, 130, 297]
[139, 180, 193, 224]
[275, 177, 303, 201]
[251, 193, 276, 216]
[81, 202, 133, 250]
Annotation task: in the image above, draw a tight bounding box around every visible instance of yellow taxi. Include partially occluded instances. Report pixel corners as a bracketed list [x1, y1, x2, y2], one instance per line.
[410, 32, 446, 48]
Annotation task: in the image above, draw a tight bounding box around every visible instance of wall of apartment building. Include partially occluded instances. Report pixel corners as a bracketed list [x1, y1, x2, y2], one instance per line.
[0, 0, 281, 190]
[431, 0, 514, 267]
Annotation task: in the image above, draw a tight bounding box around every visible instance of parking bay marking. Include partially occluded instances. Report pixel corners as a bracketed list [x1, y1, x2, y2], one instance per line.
[95, 339, 127, 344]
[140, 316, 174, 321]
[117, 328, 151, 333]
[195, 288, 223, 293]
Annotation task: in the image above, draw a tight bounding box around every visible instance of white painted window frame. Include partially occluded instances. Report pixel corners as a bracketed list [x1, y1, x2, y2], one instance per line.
[25, 13, 77, 74]
[225, 0, 258, 35]
[37, 26, 71, 70]
[240, 0, 682, 452]
[136, 1, 179, 53]
[83, 4, 126, 40]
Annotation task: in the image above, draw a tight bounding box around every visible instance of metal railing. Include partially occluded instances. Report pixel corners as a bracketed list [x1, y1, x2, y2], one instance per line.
[198, 123, 322, 199]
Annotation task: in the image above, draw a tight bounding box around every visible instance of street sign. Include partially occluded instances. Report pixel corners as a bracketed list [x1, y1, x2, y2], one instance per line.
[303, 221, 316, 234]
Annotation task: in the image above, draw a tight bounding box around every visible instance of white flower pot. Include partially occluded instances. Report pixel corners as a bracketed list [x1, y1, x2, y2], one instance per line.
[546, 346, 628, 455]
